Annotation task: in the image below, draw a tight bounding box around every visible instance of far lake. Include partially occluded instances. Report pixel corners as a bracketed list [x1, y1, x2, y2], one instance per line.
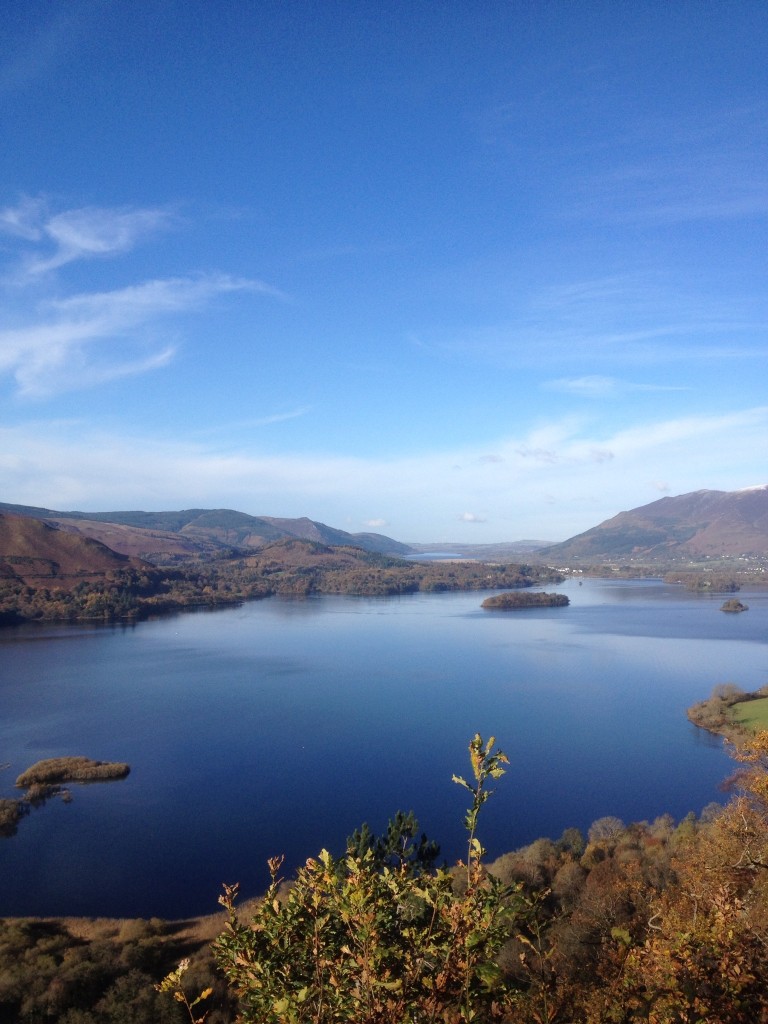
[1, 577, 766, 919]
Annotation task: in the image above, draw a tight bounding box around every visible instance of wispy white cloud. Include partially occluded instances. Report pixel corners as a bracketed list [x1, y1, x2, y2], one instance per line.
[543, 375, 689, 398]
[0, 197, 174, 278]
[0, 198, 284, 398]
[363, 518, 388, 528]
[0, 196, 45, 240]
[0, 273, 275, 398]
[190, 408, 314, 438]
[5, 405, 765, 539]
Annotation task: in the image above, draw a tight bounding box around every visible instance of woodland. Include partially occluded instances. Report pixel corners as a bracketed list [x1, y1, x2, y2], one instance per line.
[0, 540, 561, 626]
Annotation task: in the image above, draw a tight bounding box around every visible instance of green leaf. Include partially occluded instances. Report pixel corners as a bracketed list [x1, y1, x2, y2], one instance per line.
[452, 773, 473, 792]
[475, 961, 503, 988]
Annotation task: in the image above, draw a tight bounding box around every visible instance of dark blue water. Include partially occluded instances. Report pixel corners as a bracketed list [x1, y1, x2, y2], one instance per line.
[0, 578, 766, 919]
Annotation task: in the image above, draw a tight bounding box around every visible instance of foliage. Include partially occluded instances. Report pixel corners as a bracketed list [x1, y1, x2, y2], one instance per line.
[211, 734, 521, 1023]
[688, 683, 768, 741]
[687, 683, 749, 736]
[207, 730, 768, 1023]
[0, 540, 562, 626]
[16, 756, 130, 787]
[666, 572, 742, 593]
[612, 778, 768, 1023]
[0, 797, 26, 836]
[480, 592, 569, 609]
[346, 810, 440, 874]
[720, 597, 748, 613]
[155, 958, 213, 1024]
[0, 757, 131, 839]
[0, 916, 221, 1024]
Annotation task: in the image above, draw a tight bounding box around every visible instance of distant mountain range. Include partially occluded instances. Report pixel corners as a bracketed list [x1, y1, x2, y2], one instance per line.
[0, 503, 413, 562]
[536, 486, 768, 565]
[2, 486, 766, 575]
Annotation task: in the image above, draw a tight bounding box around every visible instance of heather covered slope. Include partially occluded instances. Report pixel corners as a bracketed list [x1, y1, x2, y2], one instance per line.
[536, 486, 768, 565]
[0, 513, 148, 587]
[0, 503, 413, 560]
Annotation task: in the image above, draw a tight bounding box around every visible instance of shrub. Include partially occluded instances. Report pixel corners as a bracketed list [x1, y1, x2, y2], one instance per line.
[207, 735, 522, 1023]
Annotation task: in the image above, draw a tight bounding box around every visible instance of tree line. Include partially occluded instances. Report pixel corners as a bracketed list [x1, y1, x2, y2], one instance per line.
[0, 541, 561, 625]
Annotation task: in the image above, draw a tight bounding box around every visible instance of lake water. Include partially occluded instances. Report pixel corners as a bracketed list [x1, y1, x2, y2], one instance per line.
[1, 577, 766, 920]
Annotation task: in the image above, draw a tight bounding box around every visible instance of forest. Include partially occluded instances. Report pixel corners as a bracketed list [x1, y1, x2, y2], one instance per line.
[0, 539, 561, 626]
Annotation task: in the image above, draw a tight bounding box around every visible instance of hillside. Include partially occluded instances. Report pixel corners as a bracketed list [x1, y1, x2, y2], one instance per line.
[0, 517, 559, 625]
[0, 503, 413, 561]
[536, 486, 768, 566]
[0, 513, 148, 587]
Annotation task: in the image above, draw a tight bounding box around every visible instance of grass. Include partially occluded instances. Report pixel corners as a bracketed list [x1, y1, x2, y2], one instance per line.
[15, 756, 130, 788]
[729, 697, 768, 732]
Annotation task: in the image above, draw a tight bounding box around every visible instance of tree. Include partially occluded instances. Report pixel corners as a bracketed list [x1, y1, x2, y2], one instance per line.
[209, 735, 522, 1024]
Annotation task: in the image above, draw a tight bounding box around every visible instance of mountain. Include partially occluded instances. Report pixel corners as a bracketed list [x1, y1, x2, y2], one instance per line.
[0, 503, 413, 562]
[536, 486, 768, 565]
[0, 513, 148, 587]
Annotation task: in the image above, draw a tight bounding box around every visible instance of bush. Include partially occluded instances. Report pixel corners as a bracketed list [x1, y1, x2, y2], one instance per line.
[207, 735, 522, 1024]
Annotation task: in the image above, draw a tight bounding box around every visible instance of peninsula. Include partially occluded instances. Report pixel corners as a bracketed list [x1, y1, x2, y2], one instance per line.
[687, 684, 768, 742]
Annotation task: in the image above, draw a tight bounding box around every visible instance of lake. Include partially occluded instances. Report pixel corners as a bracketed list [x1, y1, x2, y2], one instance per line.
[1, 577, 766, 920]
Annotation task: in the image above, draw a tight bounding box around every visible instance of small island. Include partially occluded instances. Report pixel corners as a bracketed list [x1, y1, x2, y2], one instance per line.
[481, 591, 569, 610]
[1, 756, 131, 838]
[15, 756, 130, 788]
[720, 598, 749, 613]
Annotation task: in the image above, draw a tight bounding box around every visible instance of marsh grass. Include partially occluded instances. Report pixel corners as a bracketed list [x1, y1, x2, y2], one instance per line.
[15, 756, 130, 788]
[0, 756, 130, 839]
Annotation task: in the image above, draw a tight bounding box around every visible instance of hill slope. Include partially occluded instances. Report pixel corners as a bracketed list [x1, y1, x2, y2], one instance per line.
[536, 486, 768, 565]
[0, 513, 148, 586]
[0, 504, 413, 561]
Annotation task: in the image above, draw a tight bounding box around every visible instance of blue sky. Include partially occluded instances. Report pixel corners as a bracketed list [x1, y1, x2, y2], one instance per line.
[1, 1, 766, 542]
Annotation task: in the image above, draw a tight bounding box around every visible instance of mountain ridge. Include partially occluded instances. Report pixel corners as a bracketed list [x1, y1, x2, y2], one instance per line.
[536, 486, 768, 565]
[0, 503, 414, 561]
[3, 485, 767, 570]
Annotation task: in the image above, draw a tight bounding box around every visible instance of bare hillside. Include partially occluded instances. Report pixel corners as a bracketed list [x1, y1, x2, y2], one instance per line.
[0, 513, 147, 587]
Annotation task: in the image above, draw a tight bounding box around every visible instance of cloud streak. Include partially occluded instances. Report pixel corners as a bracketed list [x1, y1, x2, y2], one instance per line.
[0, 197, 174, 278]
[0, 199, 284, 398]
[543, 375, 689, 398]
[0, 273, 270, 397]
[3, 406, 766, 540]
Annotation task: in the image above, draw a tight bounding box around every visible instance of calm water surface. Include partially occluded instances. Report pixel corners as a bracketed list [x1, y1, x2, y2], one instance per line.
[1, 577, 766, 919]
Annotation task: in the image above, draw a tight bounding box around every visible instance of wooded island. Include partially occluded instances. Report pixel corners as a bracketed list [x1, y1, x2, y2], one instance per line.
[481, 591, 569, 609]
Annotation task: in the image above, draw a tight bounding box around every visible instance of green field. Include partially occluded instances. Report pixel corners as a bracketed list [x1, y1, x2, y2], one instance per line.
[730, 697, 768, 732]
